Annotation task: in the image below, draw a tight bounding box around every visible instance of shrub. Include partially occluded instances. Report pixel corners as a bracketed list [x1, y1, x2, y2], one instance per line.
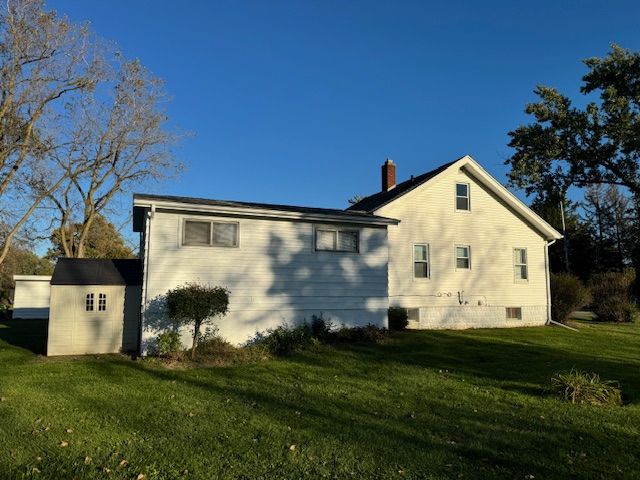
[156, 331, 183, 358]
[589, 270, 638, 323]
[310, 314, 335, 342]
[335, 324, 388, 343]
[249, 324, 314, 355]
[165, 282, 230, 359]
[388, 306, 409, 331]
[551, 369, 622, 406]
[550, 273, 590, 323]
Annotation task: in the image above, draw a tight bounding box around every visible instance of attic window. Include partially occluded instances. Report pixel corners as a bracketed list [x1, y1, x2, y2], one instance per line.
[456, 183, 470, 211]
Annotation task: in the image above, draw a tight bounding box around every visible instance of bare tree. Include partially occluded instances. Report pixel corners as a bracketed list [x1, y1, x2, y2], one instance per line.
[49, 58, 181, 258]
[0, 0, 104, 264]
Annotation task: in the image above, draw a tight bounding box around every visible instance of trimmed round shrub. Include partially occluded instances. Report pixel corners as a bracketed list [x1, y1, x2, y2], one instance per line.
[589, 270, 638, 323]
[550, 273, 591, 323]
[388, 306, 409, 331]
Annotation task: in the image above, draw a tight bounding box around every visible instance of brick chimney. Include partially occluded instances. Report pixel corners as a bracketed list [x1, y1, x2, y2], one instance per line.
[381, 158, 396, 192]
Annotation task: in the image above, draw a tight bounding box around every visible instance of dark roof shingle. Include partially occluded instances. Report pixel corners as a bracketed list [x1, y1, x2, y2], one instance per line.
[347, 160, 458, 212]
[51, 258, 142, 286]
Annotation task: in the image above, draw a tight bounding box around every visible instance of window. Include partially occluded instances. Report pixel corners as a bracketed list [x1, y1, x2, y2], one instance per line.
[455, 245, 471, 269]
[506, 307, 522, 320]
[315, 228, 359, 253]
[98, 293, 107, 311]
[414, 244, 429, 278]
[514, 248, 528, 281]
[183, 219, 238, 247]
[456, 183, 470, 211]
[85, 293, 94, 311]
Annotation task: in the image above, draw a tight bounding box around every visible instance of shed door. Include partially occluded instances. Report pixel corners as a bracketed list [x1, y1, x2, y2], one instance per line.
[71, 286, 125, 354]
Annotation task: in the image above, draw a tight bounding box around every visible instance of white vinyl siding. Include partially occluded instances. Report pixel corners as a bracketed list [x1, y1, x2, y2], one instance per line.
[11, 276, 51, 319]
[141, 213, 388, 348]
[514, 248, 528, 282]
[183, 219, 238, 247]
[376, 165, 549, 326]
[315, 228, 359, 253]
[455, 245, 470, 269]
[456, 183, 470, 211]
[413, 244, 429, 278]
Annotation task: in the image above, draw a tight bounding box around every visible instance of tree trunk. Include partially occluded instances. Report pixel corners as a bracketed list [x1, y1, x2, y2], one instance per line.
[191, 320, 201, 360]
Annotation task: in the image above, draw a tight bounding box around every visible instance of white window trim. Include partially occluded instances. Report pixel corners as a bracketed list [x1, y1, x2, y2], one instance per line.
[506, 306, 523, 320]
[513, 247, 529, 283]
[413, 243, 430, 280]
[455, 244, 471, 270]
[455, 182, 471, 212]
[314, 227, 360, 253]
[98, 292, 107, 312]
[181, 217, 240, 248]
[85, 293, 94, 312]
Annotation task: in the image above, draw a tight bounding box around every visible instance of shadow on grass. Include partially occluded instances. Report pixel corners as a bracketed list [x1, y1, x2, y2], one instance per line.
[0, 318, 48, 354]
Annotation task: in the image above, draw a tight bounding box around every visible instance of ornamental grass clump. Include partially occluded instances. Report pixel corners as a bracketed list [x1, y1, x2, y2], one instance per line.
[551, 369, 622, 406]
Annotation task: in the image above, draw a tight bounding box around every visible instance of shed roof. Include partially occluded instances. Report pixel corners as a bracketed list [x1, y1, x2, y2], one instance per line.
[51, 258, 142, 286]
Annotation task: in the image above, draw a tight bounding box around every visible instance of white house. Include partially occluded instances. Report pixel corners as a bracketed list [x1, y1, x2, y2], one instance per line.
[11, 154, 562, 356]
[132, 196, 397, 352]
[348, 155, 563, 329]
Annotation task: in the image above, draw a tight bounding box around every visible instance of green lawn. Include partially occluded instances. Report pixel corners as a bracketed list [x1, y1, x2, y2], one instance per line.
[0, 319, 639, 479]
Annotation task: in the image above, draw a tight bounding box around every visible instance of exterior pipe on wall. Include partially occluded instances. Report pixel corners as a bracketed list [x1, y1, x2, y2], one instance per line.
[544, 239, 556, 325]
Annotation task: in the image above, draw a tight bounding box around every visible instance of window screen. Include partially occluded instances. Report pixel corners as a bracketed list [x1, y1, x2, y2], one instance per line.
[514, 248, 528, 281]
[456, 183, 470, 211]
[183, 220, 211, 246]
[506, 307, 522, 320]
[456, 245, 470, 269]
[316, 229, 359, 252]
[212, 222, 238, 247]
[414, 244, 429, 278]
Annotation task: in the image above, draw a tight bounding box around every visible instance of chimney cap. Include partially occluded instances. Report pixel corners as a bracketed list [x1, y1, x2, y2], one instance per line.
[384, 158, 395, 165]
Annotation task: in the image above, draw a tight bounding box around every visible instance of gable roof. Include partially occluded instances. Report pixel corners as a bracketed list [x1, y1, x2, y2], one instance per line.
[51, 258, 142, 286]
[133, 193, 399, 229]
[347, 159, 459, 212]
[349, 155, 562, 241]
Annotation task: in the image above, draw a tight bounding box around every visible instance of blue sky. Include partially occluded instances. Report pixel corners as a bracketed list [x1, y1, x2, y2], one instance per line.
[49, 0, 640, 210]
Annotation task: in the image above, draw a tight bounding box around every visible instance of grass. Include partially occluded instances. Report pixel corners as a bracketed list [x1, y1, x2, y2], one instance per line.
[0, 318, 639, 479]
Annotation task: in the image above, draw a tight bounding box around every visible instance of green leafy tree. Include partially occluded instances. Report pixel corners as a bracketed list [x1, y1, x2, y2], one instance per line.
[507, 44, 640, 291]
[165, 283, 230, 359]
[46, 215, 134, 259]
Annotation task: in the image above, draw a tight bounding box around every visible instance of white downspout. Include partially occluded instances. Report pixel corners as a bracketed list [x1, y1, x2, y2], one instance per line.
[544, 239, 556, 325]
[139, 204, 155, 355]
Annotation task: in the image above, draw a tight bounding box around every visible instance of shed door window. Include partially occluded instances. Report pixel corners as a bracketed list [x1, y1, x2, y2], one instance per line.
[85, 293, 94, 311]
[414, 244, 429, 278]
[98, 293, 107, 311]
[514, 248, 528, 281]
[456, 245, 471, 269]
[456, 183, 470, 211]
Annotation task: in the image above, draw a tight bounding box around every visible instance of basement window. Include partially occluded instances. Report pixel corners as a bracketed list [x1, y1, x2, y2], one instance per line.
[85, 293, 94, 312]
[183, 219, 239, 247]
[506, 307, 522, 320]
[315, 228, 359, 253]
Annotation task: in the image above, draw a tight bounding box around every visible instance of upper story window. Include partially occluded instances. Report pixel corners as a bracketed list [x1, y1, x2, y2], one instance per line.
[514, 248, 528, 281]
[456, 183, 470, 211]
[455, 245, 471, 269]
[183, 219, 239, 247]
[414, 244, 430, 278]
[85, 293, 94, 311]
[98, 293, 107, 311]
[316, 228, 359, 253]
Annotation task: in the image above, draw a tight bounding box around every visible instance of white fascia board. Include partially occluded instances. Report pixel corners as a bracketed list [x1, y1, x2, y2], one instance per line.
[13, 275, 52, 282]
[456, 155, 563, 240]
[133, 198, 400, 227]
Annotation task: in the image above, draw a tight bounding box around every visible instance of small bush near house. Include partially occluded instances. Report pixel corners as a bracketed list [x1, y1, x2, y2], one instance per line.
[388, 306, 409, 330]
[249, 324, 315, 355]
[335, 324, 388, 343]
[589, 270, 638, 323]
[550, 273, 591, 323]
[551, 369, 622, 406]
[156, 331, 183, 359]
[310, 314, 335, 342]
